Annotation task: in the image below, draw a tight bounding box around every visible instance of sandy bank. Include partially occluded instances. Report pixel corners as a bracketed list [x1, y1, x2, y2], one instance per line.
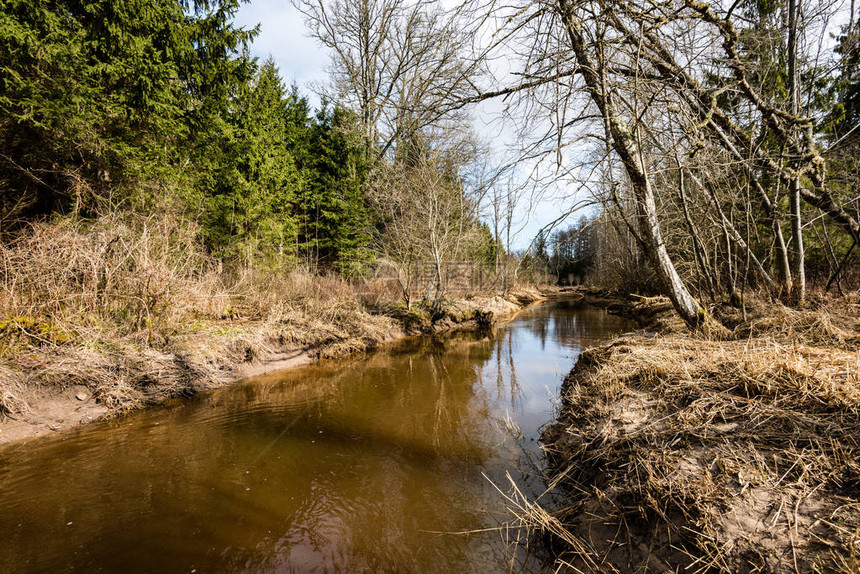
[0, 290, 542, 449]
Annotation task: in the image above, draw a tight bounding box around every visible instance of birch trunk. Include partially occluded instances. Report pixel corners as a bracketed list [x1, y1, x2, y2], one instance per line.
[557, 0, 708, 328]
[787, 0, 806, 304]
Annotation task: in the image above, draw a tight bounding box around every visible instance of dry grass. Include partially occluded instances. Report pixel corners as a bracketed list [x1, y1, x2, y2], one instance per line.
[0, 214, 525, 426]
[720, 297, 860, 350]
[0, 214, 405, 418]
[0, 213, 228, 342]
[533, 297, 860, 573]
[0, 366, 28, 416]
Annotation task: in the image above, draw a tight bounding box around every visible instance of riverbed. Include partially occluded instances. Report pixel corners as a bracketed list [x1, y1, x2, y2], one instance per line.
[0, 301, 630, 573]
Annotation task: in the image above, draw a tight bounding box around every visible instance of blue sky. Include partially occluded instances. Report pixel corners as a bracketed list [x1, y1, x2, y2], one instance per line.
[234, 1, 328, 99]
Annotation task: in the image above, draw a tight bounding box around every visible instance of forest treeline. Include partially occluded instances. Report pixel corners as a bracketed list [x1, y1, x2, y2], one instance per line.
[1, 0, 859, 330]
[502, 0, 860, 327]
[0, 0, 368, 265]
[0, 0, 501, 317]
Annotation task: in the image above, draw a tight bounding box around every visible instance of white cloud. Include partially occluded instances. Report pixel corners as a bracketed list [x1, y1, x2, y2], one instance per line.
[234, 0, 328, 104]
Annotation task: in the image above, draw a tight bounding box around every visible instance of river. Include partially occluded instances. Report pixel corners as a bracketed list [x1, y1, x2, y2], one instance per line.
[0, 300, 630, 573]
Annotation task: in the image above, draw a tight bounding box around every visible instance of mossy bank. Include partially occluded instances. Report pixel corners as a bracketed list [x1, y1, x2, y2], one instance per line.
[0, 286, 543, 448]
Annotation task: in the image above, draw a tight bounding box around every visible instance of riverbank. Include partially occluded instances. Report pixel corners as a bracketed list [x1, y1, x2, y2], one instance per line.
[0, 288, 542, 447]
[537, 288, 860, 573]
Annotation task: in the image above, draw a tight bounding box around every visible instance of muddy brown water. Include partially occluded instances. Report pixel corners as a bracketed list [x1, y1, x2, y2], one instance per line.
[0, 301, 631, 573]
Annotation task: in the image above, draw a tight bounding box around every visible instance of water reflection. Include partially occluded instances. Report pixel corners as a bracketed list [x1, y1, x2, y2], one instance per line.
[0, 301, 630, 573]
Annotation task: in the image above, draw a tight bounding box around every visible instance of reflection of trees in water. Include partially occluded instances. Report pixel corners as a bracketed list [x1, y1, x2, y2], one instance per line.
[485, 326, 524, 414]
[265, 330, 531, 571]
[0, 305, 625, 574]
[521, 302, 631, 350]
[0, 332, 513, 573]
[506, 329, 522, 411]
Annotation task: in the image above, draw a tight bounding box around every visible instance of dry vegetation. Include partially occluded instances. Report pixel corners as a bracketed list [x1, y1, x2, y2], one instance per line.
[528, 292, 860, 573]
[0, 215, 532, 442]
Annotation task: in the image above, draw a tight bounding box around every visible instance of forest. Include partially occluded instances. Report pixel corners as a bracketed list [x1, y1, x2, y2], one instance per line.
[527, 0, 860, 323]
[0, 0, 502, 301]
[2, 0, 860, 571]
[2, 0, 858, 321]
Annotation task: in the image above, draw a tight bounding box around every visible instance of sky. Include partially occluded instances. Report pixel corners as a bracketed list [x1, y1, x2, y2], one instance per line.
[233, 0, 581, 250]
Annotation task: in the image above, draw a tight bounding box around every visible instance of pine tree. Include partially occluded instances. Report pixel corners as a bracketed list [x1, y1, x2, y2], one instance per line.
[0, 0, 256, 222]
[294, 103, 375, 273]
[201, 59, 301, 264]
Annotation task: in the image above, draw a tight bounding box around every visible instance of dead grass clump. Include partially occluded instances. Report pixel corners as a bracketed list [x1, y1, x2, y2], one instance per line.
[0, 215, 398, 349]
[0, 370, 29, 418]
[93, 375, 144, 412]
[733, 299, 860, 349]
[629, 294, 686, 332]
[540, 332, 860, 573]
[352, 276, 404, 310]
[240, 268, 397, 356]
[0, 213, 228, 346]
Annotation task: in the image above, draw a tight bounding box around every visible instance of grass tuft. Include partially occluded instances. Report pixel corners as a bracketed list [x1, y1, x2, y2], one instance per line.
[532, 294, 860, 573]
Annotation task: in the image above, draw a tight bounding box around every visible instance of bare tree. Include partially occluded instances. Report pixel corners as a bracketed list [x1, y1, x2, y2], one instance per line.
[461, 0, 859, 326]
[296, 0, 484, 162]
[369, 126, 486, 309]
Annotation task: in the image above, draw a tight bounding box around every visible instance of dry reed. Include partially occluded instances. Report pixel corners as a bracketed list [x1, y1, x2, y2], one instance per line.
[532, 297, 860, 573]
[0, 214, 403, 417]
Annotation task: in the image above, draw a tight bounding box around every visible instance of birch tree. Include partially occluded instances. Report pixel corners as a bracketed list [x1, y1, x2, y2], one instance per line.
[466, 0, 859, 325]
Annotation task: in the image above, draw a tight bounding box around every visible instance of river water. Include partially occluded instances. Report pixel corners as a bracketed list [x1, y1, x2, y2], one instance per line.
[0, 300, 630, 573]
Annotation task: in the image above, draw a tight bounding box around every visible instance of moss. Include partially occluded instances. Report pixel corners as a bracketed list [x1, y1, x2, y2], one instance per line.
[208, 325, 247, 337]
[0, 316, 73, 346]
[404, 306, 431, 324]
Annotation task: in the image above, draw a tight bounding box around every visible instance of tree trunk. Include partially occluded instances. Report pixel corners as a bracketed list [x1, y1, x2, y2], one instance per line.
[677, 159, 718, 300]
[557, 0, 708, 329]
[787, 0, 806, 304]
